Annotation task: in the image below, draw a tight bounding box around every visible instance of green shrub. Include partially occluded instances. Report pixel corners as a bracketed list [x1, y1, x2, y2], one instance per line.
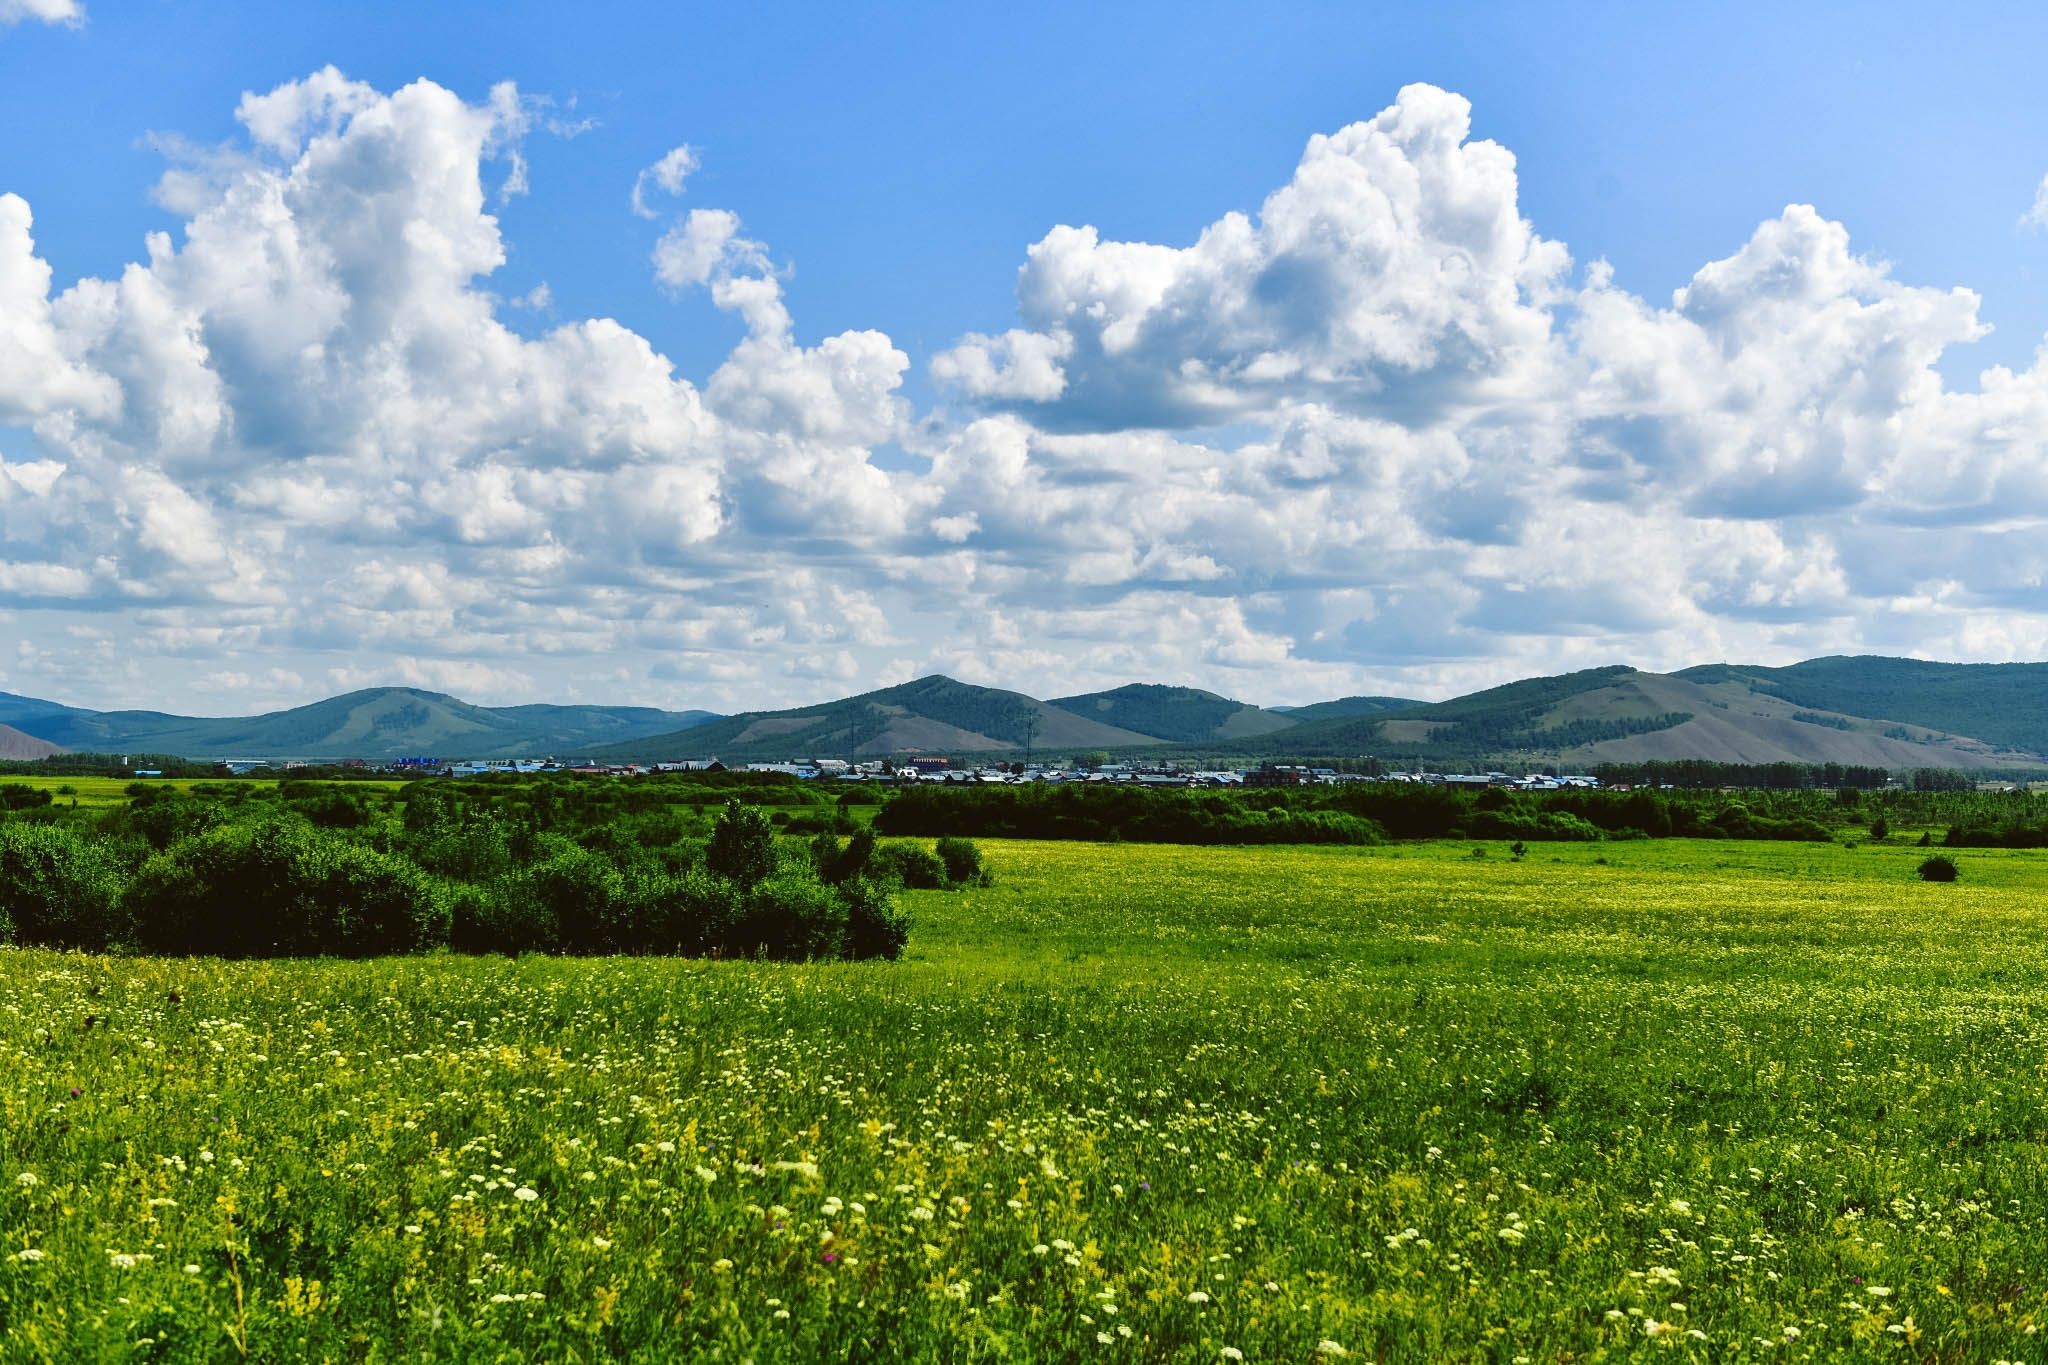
[1917, 855, 1959, 883]
[822, 828, 879, 886]
[448, 877, 558, 955]
[0, 823, 129, 951]
[934, 836, 987, 886]
[705, 800, 776, 890]
[722, 872, 849, 960]
[126, 820, 450, 957]
[876, 842, 948, 889]
[841, 877, 910, 960]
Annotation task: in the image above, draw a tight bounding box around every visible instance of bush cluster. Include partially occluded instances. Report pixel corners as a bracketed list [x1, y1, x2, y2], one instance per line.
[0, 798, 925, 963]
[876, 785, 1385, 846]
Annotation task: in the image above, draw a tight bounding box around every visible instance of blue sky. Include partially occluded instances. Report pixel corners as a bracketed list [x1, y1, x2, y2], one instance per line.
[4, 2, 2048, 713]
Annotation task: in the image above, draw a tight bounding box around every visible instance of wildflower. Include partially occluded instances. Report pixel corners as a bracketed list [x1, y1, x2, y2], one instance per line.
[183, 1264, 201, 1274]
[12, 1249, 46, 1263]
[1097, 1333, 1114, 1345]
[712, 1259, 734, 1272]
[1187, 1290, 1211, 1304]
[512, 1187, 539, 1202]
[1221, 1349, 1245, 1361]
[14, 1173, 38, 1189]
[1316, 1344, 1349, 1358]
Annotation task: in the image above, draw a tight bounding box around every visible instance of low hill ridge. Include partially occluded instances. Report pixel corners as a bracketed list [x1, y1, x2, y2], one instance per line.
[598, 675, 1157, 761]
[1, 686, 719, 761]
[10, 655, 2048, 768]
[1046, 684, 1296, 743]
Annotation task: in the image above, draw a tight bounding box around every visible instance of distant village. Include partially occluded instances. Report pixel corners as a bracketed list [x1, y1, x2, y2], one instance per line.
[218, 753, 1610, 792]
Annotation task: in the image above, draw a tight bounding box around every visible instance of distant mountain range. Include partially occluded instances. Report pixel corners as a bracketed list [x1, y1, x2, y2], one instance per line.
[0, 687, 718, 761]
[7, 655, 2048, 768]
[591, 656, 2048, 769]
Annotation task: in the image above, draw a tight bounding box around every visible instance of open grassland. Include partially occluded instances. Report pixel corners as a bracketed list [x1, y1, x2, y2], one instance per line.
[4, 839, 2048, 1359]
[0, 777, 408, 810]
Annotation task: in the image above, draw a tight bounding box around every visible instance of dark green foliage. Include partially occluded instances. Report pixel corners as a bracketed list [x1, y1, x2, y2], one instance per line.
[0, 822, 128, 950]
[877, 780, 1851, 846]
[126, 820, 449, 958]
[280, 782, 372, 829]
[721, 872, 850, 960]
[1591, 760, 1891, 790]
[876, 842, 949, 889]
[840, 876, 910, 960]
[812, 827, 879, 886]
[121, 789, 229, 850]
[705, 799, 776, 889]
[877, 785, 1385, 846]
[0, 784, 52, 810]
[1868, 816, 1889, 841]
[1918, 855, 1960, 882]
[934, 836, 987, 886]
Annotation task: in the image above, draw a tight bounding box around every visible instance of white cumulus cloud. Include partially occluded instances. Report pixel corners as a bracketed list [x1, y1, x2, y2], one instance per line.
[7, 72, 2048, 715]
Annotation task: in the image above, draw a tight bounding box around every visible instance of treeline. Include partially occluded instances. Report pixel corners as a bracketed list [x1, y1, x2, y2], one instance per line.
[1586, 760, 1894, 789]
[876, 784, 1387, 846]
[873, 782, 1837, 845]
[0, 782, 979, 960]
[0, 752, 221, 779]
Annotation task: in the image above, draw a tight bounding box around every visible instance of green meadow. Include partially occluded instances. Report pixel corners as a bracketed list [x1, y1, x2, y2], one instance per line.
[0, 777, 408, 810]
[4, 838, 2047, 1360]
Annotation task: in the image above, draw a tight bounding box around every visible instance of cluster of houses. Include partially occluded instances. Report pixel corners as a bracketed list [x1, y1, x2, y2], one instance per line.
[208, 753, 1604, 791]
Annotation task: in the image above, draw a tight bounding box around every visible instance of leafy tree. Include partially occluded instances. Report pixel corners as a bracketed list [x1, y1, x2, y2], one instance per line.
[705, 799, 776, 889]
[126, 819, 449, 957]
[0, 823, 128, 951]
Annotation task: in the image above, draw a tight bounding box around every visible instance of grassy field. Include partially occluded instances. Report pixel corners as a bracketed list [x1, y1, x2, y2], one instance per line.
[4, 838, 2047, 1359]
[0, 776, 409, 810]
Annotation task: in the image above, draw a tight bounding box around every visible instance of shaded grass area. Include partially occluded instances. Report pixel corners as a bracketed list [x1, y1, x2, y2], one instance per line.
[3, 838, 2047, 1359]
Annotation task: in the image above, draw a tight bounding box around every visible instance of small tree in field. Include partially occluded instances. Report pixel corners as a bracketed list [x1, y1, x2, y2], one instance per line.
[1917, 854, 1959, 883]
[706, 799, 777, 890]
[1868, 816, 1889, 842]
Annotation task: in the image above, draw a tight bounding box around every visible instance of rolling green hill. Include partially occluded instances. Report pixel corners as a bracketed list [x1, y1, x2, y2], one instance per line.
[0, 688, 719, 760]
[595, 675, 1160, 762]
[1676, 656, 2048, 756]
[1272, 695, 1424, 722]
[1210, 663, 2041, 769]
[1047, 684, 1297, 743]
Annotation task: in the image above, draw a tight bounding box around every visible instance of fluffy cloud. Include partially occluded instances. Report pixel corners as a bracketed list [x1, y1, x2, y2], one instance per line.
[6, 71, 2048, 716]
[0, 0, 80, 26]
[934, 84, 1569, 430]
[632, 144, 699, 219]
